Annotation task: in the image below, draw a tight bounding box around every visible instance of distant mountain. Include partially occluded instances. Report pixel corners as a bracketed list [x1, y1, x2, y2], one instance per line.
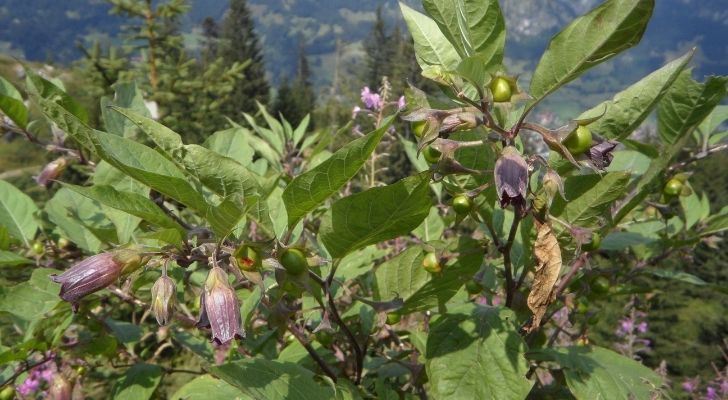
[1, 0, 726, 91]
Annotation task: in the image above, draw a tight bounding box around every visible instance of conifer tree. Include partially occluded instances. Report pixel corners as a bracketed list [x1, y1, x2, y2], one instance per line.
[219, 0, 270, 118]
[273, 43, 314, 126]
[362, 6, 391, 90]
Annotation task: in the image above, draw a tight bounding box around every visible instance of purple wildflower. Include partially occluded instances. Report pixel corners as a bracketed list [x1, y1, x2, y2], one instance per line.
[397, 95, 406, 110]
[682, 379, 698, 393]
[361, 87, 382, 111]
[706, 386, 718, 400]
[637, 321, 648, 333]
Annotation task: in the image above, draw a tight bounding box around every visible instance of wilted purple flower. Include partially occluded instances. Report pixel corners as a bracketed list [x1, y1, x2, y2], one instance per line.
[151, 274, 176, 326]
[361, 86, 382, 111]
[588, 141, 618, 169]
[682, 379, 698, 393]
[50, 248, 146, 311]
[494, 146, 528, 214]
[35, 157, 67, 187]
[397, 95, 406, 110]
[202, 267, 244, 346]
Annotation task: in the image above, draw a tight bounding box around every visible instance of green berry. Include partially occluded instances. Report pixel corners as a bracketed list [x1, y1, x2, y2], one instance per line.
[663, 179, 683, 196]
[490, 77, 512, 103]
[422, 146, 441, 164]
[563, 125, 593, 155]
[452, 195, 473, 215]
[422, 252, 442, 273]
[279, 248, 308, 275]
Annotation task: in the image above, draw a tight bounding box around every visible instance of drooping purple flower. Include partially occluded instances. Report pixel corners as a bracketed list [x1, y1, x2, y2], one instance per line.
[151, 274, 176, 326]
[494, 146, 528, 214]
[203, 267, 244, 346]
[682, 379, 698, 393]
[35, 157, 67, 187]
[361, 86, 382, 111]
[588, 140, 618, 169]
[50, 248, 145, 311]
[706, 386, 718, 400]
[397, 95, 406, 110]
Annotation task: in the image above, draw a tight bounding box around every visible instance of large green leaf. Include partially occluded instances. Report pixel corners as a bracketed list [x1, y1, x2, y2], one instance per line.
[0, 180, 39, 246]
[578, 50, 693, 140]
[181, 144, 273, 237]
[101, 82, 151, 138]
[283, 116, 393, 228]
[210, 359, 335, 400]
[111, 364, 162, 400]
[45, 188, 108, 252]
[203, 127, 255, 166]
[93, 131, 208, 212]
[550, 172, 630, 227]
[528, 346, 662, 400]
[0, 250, 32, 267]
[399, 237, 483, 314]
[0, 76, 28, 128]
[426, 305, 533, 399]
[400, 2, 461, 71]
[26, 68, 89, 124]
[171, 375, 249, 400]
[373, 246, 429, 302]
[0, 268, 61, 322]
[657, 71, 728, 144]
[320, 173, 432, 258]
[63, 184, 185, 235]
[111, 106, 182, 156]
[423, 0, 505, 66]
[530, 0, 654, 103]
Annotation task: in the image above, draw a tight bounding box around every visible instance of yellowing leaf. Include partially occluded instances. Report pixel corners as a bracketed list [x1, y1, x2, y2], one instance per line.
[526, 221, 562, 332]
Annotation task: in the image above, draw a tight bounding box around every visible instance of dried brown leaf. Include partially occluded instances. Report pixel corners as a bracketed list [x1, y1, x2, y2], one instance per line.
[526, 221, 562, 332]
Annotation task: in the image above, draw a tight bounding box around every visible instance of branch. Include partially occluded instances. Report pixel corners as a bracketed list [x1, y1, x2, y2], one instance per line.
[502, 213, 522, 307]
[668, 143, 728, 172]
[287, 322, 338, 382]
[0, 354, 53, 387]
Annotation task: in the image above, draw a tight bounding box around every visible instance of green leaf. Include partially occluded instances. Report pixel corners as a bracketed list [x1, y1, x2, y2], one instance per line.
[181, 144, 273, 237]
[422, 0, 505, 63]
[210, 359, 335, 400]
[0, 268, 61, 322]
[64, 184, 185, 234]
[697, 104, 728, 137]
[171, 375, 250, 400]
[578, 50, 693, 140]
[111, 364, 162, 400]
[94, 131, 208, 212]
[528, 346, 662, 400]
[530, 0, 654, 103]
[550, 172, 631, 227]
[658, 71, 728, 144]
[101, 82, 150, 138]
[426, 305, 533, 399]
[649, 269, 707, 286]
[373, 246, 429, 302]
[680, 188, 702, 229]
[601, 232, 655, 250]
[399, 237, 483, 313]
[283, 116, 394, 228]
[400, 2, 461, 71]
[0, 76, 28, 128]
[45, 188, 106, 252]
[26, 68, 89, 124]
[0, 180, 39, 246]
[111, 106, 182, 155]
[0, 250, 32, 267]
[320, 173, 432, 258]
[203, 127, 255, 167]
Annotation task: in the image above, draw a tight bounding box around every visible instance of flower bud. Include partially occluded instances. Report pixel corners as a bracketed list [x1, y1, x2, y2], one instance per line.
[542, 169, 565, 207]
[150, 275, 176, 326]
[588, 140, 618, 169]
[203, 267, 244, 345]
[50, 247, 146, 310]
[35, 157, 67, 187]
[48, 375, 71, 400]
[494, 146, 528, 214]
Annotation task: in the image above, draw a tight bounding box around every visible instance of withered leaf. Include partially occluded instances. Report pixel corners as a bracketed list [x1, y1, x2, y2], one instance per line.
[526, 221, 562, 332]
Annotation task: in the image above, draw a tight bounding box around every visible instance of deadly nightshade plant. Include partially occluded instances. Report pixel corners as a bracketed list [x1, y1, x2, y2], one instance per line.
[494, 146, 529, 215]
[50, 247, 146, 311]
[150, 271, 176, 326]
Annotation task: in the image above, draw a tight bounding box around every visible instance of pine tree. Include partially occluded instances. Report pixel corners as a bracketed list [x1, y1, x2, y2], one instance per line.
[273, 43, 314, 127]
[219, 0, 269, 119]
[362, 6, 391, 90]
